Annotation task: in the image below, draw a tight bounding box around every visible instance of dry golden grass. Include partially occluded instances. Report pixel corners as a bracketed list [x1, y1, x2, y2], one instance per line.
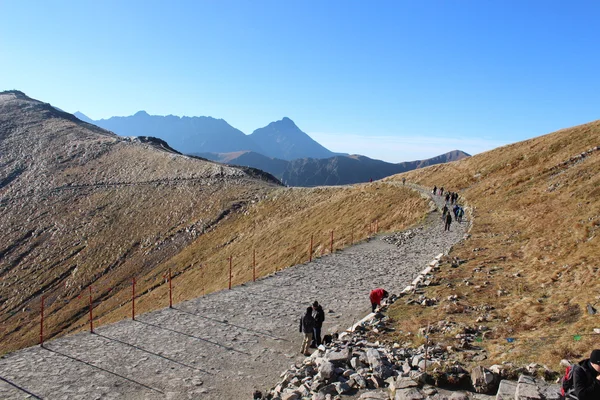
[384, 120, 600, 368]
[1, 181, 428, 354]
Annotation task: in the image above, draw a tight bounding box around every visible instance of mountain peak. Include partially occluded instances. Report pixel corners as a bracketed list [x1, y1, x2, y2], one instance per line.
[134, 110, 149, 117]
[271, 117, 297, 128]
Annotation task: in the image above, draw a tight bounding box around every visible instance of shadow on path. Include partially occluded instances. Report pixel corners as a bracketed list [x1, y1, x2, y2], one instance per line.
[0, 376, 42, 399]
[94, 332, 212, 375]
[172, 307, 289, 342]
[43, 346, 164, 394]
[135, 319, 250, 355]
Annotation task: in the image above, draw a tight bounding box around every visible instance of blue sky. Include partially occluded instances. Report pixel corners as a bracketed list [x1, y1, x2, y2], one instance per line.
[1, 1, 599, 162]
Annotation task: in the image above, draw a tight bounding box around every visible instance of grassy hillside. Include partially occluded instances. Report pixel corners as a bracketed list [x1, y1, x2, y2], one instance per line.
[384, 120, 600, 367]
[0, 91, 429, 354]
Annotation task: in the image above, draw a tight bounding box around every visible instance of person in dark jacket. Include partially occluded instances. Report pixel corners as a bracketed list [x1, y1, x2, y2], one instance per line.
[444, 212, 452, 231]
[299, 306, 316, 355]
[573, 349, 600, 400]
[311, 301, 325, 347]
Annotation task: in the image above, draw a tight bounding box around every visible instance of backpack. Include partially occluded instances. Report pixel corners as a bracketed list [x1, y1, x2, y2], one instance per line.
[560, 364, 579, 399]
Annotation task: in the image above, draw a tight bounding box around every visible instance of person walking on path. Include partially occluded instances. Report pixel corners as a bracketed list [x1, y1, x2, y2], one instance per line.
[299, 306, 316, 355]
[311, 301, 325, 347]
[442, 204, 448, 219]
[444, 212, 452, 231]
[369, 288, 388, 313]
[402, 177, 406, 185]
[433, 185, 437, 195]
[573, 349, 600, 400]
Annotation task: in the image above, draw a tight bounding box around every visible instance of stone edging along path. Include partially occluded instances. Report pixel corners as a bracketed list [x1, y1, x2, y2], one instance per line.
[0, 184, 468, 400]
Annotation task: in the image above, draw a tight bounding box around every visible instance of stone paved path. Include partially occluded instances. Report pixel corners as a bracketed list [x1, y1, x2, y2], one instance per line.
[0, 185, 467, 399]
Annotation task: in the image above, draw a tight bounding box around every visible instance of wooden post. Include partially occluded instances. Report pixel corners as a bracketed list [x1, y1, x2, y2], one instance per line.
[201, 264, 205, 296]
[89, 286, 94, 333]
[169, 268, 173, 308]
[132, 277, 136, 320]
[424, 322, 430, 372]
[309, 235, 313, 262]
[351, 229, 354, 245]
[229, 256, 232, 290]
[376, 219, 379, 233]
[330, 230, 334, 253]
[40, 295, 44, 347]
[253, 250, 256, 282]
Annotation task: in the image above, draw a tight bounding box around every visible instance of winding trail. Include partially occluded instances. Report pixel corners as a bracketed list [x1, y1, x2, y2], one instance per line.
[0, 184, 468, 399]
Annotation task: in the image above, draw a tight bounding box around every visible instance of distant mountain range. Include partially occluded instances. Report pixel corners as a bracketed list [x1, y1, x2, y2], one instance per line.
[75, 111, 470, 186]
[198, 150, 470, 186]
[75, 112, 338, 161]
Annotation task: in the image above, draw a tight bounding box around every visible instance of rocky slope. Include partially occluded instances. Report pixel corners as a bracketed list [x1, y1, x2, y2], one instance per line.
[0, 90, 280, 354]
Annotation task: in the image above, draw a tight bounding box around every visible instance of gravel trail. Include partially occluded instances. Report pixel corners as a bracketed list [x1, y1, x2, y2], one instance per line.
[0, 184, 468, 399]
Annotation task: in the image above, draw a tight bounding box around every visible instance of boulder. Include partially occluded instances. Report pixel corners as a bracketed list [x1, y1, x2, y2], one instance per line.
[449, 392, 469, 400]
[350, 373, 368, 389]
[359, 391, 389, 399]
[471, 365, 499, 394]
[394, 387, 425, 400]
[334, 381, 351, 395]
[281, 392, 300, 400]
[317, 383, 339, 397]
[319, 361, 336, 380]
[496, 379, 517, 400]
[516, 375, 541, 400]
[326, 347, 352, 365]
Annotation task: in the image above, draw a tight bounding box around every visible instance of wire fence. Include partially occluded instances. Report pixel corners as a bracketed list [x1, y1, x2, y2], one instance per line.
[36, 220, 384, 346]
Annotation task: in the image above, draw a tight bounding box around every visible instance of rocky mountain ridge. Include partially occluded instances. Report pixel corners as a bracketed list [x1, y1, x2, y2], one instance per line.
[199, 150, 470, 187]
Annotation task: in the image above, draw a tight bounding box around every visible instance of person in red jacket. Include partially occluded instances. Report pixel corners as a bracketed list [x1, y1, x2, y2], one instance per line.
[369, 288, 388, 312]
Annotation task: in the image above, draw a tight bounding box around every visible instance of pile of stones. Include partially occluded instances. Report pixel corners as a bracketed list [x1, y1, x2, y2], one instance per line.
[382, 228, 422, 248]
[258, 313, 560, 400]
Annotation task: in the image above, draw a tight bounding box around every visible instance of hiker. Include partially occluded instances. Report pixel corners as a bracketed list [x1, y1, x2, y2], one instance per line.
[439, 187, 444, 196]
[444, 212, 452, 231]
[402, 177, 406, 185]
[433, 185, 437, 195]
[369, 288, 388, 312]
[457, 207, 464, 223]
[445, 193, 450, 203]
[453, 204, 459, 218]
[442, 204, 448, 219]
[299, 306, 316, 355]
[311, 301, 325, 347]
[573, 349, 600, 400]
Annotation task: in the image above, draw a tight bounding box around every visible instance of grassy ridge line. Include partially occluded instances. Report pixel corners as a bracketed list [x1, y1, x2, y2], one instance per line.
[383, 119, 600, 367]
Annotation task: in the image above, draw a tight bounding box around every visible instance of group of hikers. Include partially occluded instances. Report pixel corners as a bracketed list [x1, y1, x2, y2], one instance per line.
[299, 289, 389, 356]
[433, 185, 464, 231]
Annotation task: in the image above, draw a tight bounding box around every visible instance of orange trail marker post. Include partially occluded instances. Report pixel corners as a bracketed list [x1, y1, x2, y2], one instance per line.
[169, 268, 173, 308]
[330, 230, 334, 253]
[309, 235, 313, 262]
[201, 264, 205, 296]
[89, 286, 94, 333]
[40, 295, 45, 347]
[132, 277, 136, 320]
[229, 256, 232, 290]
[253, 250, 256, 282]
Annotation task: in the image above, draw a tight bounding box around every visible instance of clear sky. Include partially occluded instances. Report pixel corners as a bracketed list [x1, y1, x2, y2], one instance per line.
[1, 1, 599, 162]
